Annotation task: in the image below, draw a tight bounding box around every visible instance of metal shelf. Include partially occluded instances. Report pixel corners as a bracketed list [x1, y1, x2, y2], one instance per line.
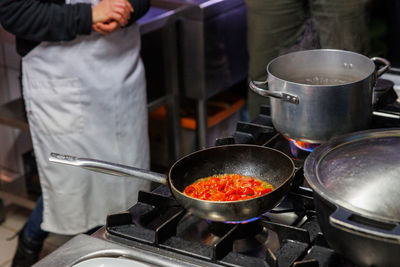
[0, 98, 33, 221]
[138, 2, 190, 164]
[0, 167, 37, 209]
[0, 98, 29, 132]
[0, 167, 37, 222]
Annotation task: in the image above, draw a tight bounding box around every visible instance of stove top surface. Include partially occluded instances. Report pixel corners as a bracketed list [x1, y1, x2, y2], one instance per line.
[37, 78, 400, 266]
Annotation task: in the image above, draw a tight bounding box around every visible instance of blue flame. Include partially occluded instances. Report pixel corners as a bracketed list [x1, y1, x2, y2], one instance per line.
[224, 216, 261, 224]
[207, 216, 261, 224]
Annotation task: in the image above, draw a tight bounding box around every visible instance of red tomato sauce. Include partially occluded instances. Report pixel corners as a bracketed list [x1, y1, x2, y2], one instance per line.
[184, 174, 274, 201]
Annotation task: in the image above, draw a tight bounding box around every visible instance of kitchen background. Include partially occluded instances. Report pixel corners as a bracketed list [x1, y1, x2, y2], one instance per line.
[0, 0, 400, 265]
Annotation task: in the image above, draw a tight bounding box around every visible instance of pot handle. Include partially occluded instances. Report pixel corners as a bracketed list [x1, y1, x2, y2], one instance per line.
[49, 153, 168, 185]
[249, 79, 299, 104]
[329, 207, 400, 241]
[371, 57, 391, 77]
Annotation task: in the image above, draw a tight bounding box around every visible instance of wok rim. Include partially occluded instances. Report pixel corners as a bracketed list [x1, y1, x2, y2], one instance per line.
[168, 144, 296, 204]
[304, 128, 400, 223]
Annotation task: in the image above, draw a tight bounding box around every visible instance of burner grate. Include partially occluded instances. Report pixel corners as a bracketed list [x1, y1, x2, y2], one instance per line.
[105, 186, 319, 266]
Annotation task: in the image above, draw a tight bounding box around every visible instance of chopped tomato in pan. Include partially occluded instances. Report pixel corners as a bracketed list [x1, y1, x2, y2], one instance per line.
[184, 174, 274, 201]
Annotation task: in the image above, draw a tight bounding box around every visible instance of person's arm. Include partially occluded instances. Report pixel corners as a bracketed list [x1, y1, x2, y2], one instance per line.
[0, 0, 133, 41]
[0, 0, 92, 42]
[125, 0, 150, 27]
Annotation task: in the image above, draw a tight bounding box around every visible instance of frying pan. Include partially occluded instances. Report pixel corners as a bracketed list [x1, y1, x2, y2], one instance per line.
[49, 145, 295, 222]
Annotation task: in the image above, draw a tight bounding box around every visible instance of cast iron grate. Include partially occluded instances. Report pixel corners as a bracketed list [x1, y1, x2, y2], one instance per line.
[106, 187, 315, 266]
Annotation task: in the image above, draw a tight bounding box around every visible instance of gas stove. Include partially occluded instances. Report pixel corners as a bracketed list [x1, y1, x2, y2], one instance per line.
[96, 185, 337, 267]
[36, 77, 400, 267]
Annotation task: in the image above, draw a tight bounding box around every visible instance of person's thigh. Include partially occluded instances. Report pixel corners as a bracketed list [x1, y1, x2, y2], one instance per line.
[310, 0, 370, 54]
[246, 0, 306, 119]
[246, 0, 308, 80]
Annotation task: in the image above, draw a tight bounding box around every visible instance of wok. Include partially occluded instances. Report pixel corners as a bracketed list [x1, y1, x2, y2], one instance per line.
[304, 128, 400, 266]
[49, 145, 295, 222]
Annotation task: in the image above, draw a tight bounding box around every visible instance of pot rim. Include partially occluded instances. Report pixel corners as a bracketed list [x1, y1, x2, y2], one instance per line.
[266, 49, 376, 87]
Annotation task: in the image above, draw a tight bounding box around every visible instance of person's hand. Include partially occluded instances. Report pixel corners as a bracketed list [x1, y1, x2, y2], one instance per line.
[92, 0, 133, 27]
[92, 21, 120, 35]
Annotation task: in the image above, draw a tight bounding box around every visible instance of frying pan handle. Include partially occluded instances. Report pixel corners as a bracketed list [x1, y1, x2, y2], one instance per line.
[249, 79, 299, 104]
[371, 57, 390, 77]
[49, 153, 168, 185]
[329, 207, 400, 241]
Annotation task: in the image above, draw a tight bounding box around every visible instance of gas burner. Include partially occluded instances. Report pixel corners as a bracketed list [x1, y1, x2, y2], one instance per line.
[285, 137, 320, 158]
[175, 214, 281, 258]
[208, 220, 263, 237]
[231, 224, 280, 256]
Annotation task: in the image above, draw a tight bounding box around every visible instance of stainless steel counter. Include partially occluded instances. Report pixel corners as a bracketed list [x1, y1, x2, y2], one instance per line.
[34, 230, 223, 267]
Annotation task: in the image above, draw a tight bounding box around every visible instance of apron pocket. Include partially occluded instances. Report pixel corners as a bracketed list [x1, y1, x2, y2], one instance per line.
[27, 78, 83, 135]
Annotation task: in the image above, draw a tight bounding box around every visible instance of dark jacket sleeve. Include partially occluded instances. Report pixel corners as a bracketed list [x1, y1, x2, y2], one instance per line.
[0, 0, 92, 42]
[126, 0, 151, 27]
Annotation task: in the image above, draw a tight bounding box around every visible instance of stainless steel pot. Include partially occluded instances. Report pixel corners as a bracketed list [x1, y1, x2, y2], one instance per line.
[304, 128, 400, 266]
[249, 49, 390, 144]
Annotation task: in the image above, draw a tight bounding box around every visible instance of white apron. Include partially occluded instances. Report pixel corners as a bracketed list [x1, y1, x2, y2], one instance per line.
[21, 0, 150, 234]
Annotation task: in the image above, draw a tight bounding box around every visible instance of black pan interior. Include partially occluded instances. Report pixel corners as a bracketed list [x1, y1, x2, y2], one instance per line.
[170, 145, 294, 192]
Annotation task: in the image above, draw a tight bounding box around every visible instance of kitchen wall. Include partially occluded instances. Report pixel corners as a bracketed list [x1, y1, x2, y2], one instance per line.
[0, 26, 32, 176]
